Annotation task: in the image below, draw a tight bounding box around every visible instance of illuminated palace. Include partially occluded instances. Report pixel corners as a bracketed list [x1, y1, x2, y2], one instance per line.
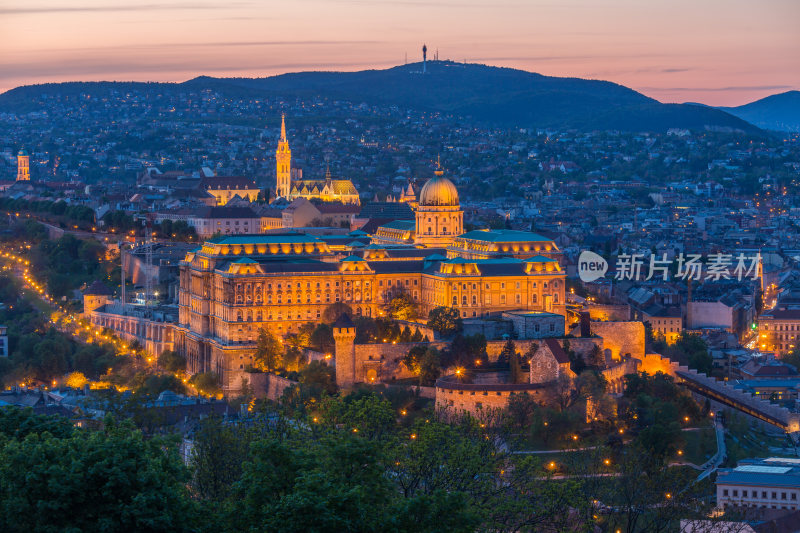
[176, 168, 566, 391]
[275, 115, 360, 205]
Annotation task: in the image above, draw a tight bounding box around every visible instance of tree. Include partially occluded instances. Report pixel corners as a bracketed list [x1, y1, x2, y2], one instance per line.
[401, 344, 429, 375]
[65, 371, 89, 389]
[0, 416, 199, 532]
[506, 392, 537, 429]
[189, 372, 221, 396]
[418, 347, 442, 386]
[385, 289, 418, 321]
[319, 392, 396, 440]
[309, 323, 335, 354]
[157, 350, 187, 373]
[298, 360, 337, 396]
[322, 302, 353, 323]
[190, 416, 260, 502]
[254, 328, 283, 372]
[587, 344, 605, 368]
[784, 346, 800, 372]
[498, 339, 517, 365]
[426, 306, 463, 337]
[0, 407, 74, 440]
[663, 333, 712, 375]
[550, 373, 576, 412]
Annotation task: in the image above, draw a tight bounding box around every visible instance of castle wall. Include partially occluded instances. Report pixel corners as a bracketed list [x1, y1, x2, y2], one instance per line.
[589, 321, 645, 361]
[585, 304, 630, 322]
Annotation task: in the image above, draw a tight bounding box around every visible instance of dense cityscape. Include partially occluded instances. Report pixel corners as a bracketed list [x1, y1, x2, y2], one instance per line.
[1, 3, 800, 532]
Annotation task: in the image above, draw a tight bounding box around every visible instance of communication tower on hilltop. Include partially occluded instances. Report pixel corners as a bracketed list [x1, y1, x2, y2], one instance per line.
[422, 44, 427, 74]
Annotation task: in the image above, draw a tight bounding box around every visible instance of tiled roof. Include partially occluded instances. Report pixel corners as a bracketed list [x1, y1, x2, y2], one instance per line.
[377, 220, 416, 231]
[358, 202, 414, 219]
[195, 206, 259, 219]
[84, 280, 113, 296]
[199, 176, 257, 189]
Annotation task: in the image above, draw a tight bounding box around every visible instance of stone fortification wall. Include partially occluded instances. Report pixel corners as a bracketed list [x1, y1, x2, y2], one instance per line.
[590, 321, 644, 361]
[243, 372, 297, 401]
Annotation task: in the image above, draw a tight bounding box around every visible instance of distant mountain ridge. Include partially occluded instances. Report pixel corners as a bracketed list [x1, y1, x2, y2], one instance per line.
[0, 61, 761, 133]
[719, 91, 800, 132]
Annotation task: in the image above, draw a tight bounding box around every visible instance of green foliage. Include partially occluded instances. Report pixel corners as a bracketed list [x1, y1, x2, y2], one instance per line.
[298, 360, 337, 396]
[254, 328, 283, 372]
[189, 372, 221, 396]
[157, 350, 186, 373]
[0, 415, 198, 532]
[783, 345, 800, 372]
[384, 289, 418, 321]
[309, 323, 335, 354]
[190, 416, 263, 502]
[658, 333, 712, 375]
[426, 306, 463, 337]
[506, 392, 537, 429]
[322, 302, 353, 323]
[446, 333, 488, 368]
[318, 392, 396, 440]
[0, 407, 75, 440]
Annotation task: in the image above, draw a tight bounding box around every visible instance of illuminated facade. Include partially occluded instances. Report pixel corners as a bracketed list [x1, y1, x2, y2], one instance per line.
[414, 164, 463, 247]
[275, 114, 291, 198]
[177, 175, 566, 391]
[275, 116, 360, 205]
[758, 309, 800, 354]
[201, 176, 260, 206]
[16, 149, 30, 181]
[176, 237, 565, 390]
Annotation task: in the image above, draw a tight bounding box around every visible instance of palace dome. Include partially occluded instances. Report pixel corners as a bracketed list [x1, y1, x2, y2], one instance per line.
[419, 175, 459, 207]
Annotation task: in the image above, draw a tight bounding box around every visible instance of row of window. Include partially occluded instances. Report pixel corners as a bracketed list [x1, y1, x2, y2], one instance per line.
[764, 322, 800, 331]
[722, 488, 797, 500]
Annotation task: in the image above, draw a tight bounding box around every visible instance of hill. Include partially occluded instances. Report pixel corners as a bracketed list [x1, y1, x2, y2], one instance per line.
[0, 61, 759, 133]
[719, 91, 800, 132]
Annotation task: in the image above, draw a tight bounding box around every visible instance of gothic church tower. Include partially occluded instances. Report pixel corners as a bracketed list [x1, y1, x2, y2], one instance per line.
[275, 114, 291, 197]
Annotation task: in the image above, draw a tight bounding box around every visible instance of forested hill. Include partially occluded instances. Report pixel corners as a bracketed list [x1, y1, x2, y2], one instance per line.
[1, 61, 759, 133]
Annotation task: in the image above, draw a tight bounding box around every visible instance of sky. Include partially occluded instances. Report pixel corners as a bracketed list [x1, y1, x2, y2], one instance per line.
[1, 0, 798, 106]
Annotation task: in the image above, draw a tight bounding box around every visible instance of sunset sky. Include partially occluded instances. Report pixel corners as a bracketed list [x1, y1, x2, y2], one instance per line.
[1, 0, 798, 106]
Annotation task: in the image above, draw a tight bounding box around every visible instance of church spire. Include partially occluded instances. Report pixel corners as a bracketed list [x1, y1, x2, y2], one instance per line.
[276, 114, 291, 198]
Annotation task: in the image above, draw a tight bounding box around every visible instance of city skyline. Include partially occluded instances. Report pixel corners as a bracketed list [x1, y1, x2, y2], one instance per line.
[1, 0, 798, 106]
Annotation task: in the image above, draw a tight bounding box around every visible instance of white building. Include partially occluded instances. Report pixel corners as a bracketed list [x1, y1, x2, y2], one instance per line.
[716, 458, 800, 512]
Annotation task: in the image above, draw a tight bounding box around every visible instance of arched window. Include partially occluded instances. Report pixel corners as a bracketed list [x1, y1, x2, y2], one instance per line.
[237, 311, 243, 322]
[452, 296, 457, 306]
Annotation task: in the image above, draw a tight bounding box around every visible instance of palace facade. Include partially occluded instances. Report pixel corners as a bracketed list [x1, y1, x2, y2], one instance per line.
[177, 170, 566, 391]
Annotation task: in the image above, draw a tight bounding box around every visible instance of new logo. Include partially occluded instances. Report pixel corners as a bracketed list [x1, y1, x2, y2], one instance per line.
[578, 251, 608, 283]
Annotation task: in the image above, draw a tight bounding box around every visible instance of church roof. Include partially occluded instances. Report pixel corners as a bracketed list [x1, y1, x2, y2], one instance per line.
[199, 176, 257, 190]
[293, 179, 358, 196]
